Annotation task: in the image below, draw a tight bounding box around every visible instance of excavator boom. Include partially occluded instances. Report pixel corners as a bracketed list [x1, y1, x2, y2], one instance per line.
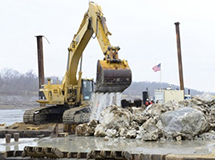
[62, 1, 131, 94]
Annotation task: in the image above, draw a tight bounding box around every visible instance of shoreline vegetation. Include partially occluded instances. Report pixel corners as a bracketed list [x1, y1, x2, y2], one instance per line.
[0, 68, 211, 109]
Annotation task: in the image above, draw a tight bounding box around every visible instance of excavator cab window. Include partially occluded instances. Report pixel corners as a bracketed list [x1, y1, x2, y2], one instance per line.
[82, 79, 94, 100]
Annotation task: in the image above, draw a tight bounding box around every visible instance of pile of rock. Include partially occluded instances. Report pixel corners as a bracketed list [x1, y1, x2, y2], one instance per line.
[75, 93, 215, 141]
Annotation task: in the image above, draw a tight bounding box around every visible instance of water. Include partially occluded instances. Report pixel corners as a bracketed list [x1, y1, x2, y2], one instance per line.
[0, 134, 213, 154]
[0, 93, 122, 125]
[90, 92, 121, 121]
[0, 109, 25, 125]
[36, 135, 213, 154]
[0, 109, 38, 152]
[0, 138, 38, 152]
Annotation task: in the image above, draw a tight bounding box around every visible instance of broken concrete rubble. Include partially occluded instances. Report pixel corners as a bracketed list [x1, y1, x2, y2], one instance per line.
[75, 120, 98, 136]
[75, 93, 215, 141]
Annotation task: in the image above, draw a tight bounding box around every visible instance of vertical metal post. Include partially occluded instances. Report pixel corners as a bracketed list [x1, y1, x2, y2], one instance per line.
[36, 35, 45, 89]
[174, 22, 184, 91]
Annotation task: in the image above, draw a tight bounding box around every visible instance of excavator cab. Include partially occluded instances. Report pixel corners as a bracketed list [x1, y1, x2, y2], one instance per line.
[81, 79, 94, 100]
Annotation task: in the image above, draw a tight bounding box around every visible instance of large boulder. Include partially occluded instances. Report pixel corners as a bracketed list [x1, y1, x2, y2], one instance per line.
[158, 107, 208, 139]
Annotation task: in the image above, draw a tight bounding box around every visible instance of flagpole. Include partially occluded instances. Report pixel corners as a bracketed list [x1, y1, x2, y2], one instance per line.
[160, 69, 162, 89]
[159, 63, 162, 89]
[152, 63, 162, 89]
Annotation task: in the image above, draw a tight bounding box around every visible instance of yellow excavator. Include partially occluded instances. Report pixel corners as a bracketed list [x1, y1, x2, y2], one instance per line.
[23, 2, 132, 124]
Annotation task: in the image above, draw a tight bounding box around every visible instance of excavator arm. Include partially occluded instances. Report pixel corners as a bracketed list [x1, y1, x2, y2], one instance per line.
[88, 2, 132, 92]
[62, 2, 132, 102]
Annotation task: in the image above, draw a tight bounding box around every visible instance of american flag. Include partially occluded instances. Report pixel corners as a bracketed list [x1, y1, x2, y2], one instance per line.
[152, 63, 161, 72]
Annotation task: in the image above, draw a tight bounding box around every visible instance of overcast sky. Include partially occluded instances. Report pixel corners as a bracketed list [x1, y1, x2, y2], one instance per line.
[1, 0, 215, 92]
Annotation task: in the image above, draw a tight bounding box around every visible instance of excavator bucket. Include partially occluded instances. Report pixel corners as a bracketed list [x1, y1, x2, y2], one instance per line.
[95, 60, 132, 92]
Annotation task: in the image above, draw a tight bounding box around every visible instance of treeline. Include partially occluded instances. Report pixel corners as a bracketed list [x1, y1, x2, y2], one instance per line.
[0, 68, 205, 97]
[0, 68, 38, 95]
[123, 81, 204, 99]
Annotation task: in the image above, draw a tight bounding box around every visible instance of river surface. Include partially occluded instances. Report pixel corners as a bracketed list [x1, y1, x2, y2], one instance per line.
[0, 109, 25, 125]
[0, 109, 215, 155]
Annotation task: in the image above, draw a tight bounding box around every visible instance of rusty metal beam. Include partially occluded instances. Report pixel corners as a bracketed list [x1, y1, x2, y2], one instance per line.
[36, 35, 45, 90]
[174, 22, 184, 91]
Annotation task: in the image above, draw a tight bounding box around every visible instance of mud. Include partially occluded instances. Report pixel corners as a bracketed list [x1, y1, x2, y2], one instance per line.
[5, 122, 63, 131]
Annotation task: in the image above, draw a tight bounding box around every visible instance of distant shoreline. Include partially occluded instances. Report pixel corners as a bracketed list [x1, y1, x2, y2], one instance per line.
[0, 105, 38, 110]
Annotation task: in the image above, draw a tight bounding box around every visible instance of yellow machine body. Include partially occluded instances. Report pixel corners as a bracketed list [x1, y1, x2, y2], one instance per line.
[37, 2, 131, 106]
[24, 1, 132, 125]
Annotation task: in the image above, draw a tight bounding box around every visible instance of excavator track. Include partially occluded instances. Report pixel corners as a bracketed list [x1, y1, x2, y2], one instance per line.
[23, 106, 70, 125]
[63, 106, 91, 124]
[23, 105, 91, 125]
